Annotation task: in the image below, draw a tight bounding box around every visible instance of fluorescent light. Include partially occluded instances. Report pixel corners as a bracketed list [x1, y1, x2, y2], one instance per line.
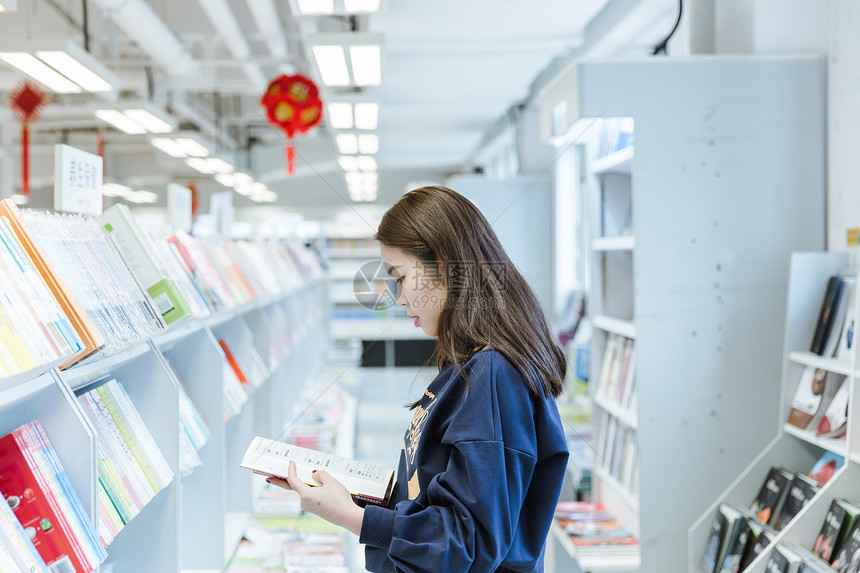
[356, 155, 377, 171]
[0, 52, 81, 93]
[102, 183, 132, 197]
[151, 137, 187, 158]
[345, 171, 377, 185]
[327, 102, 353, 129]
[231, 172, 253, 186]
[175, 138, 209, 157]
[336, 133, 358, 155]
[312, 45, 350, 86]
[36, 51, 113, 92]
[344, 0, 380, 12]
[133, 190, 159, 203]
[234, 182, 253, 196]
[95, 109, 147, 134]
[349, 45, 381, 86]
[358, 133, 379, 154]
[186, 157, 216, 174]
[297, 0, 333, 14]
[354, 102, 379, 129]
[124, 109, 174, 133]
[206, 158, 234, 174]
[337, 156, 358, 171]
[215, 173, 238, 187]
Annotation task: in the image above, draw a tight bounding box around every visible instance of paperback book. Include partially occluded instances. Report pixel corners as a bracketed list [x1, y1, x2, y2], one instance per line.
[241, 436, 395, 507]
[701, 504, 750, 573]
[751, 467, 793, 527]
[774, 474, 819, 531]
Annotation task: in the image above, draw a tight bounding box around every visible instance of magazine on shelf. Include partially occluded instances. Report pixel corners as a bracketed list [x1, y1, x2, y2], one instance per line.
[738, 520, 777, 571]
[816, 379, 849, 438]
[808, 452, 844, 487]
[767, 543, 808, 573]
[810, 275, 851, 356]
[812, 498, 856, 563]
[241, 436, 395, 507]
[750, 467, 793, 527]
[701, 503, 749, 573]
[830, 512, 860, 573]
[774, 474, 819, 531]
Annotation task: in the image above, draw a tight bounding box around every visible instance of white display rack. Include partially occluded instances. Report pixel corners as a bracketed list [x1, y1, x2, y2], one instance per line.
[0, 280, 330, 572]
[542, 55, 825, 573]
[689, 252, 860, 572]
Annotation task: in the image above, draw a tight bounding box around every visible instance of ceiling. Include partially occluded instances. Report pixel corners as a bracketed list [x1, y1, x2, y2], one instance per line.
[0, 0, 677, 213]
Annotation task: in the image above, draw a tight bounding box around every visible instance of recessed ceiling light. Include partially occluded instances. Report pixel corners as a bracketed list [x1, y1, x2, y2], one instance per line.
[349, 45, 381, 86]
[354, 102, 379, 130]
[358, 134, 379, 154]
[336, 133, 358, 155]
[327, 102, 353, 129]
[312, 45, 350, 86]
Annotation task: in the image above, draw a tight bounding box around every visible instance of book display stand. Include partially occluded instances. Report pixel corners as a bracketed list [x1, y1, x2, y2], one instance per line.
[689, 252, 860, 572]
[540, 55, 826, 572]
[0, 205, 329, 572]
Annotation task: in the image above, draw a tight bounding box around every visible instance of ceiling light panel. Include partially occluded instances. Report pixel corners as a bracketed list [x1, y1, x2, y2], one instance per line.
[343, 0, 380, 12]
[124, 109, 174, 133]
[356, 155, 377, 171]
[354, 102, 379, 129]
[36, 51, 113, 92]
[151, 138, 187, 158]
[175, 138, 210, 157]
[312, 45, 350, 86]
[327, 102, 354, 129]
[297, 0, 334, 14]
[95, 109, 147, 135]
[358, 134, 379, 154]
[186, 157, 216, 174]
[0, 0, 17, 12]
[336, 133, 359, 155]
[349, 45, 381, 86]
[337, 156, 358, 171]
[0, 52, 81, 93]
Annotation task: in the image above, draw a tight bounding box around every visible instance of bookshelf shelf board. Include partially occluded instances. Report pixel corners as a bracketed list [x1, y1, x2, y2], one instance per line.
[782, 423, 847, 456]
[325, 248, 379, 259]
[592, 146, 634, 175]
[594, 394, 638, 429]
[593, 315, 637, 339]
[224, 511, 251, 564]
[0, 354, 73, 394]
[787, 351, 852, 376]
[593, 236, 635, 251]
[849, 451, 860, 465]
[550, 521, 641, 572]
[593, 466, 639, 511]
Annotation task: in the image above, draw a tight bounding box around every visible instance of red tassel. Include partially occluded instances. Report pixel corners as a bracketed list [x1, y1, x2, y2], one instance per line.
[287, 144, 295, 175]
[21, 123, 29, 196]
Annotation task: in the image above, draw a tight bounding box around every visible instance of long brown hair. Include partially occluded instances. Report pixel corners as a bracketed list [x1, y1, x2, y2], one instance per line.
[375, 186, 565, 399]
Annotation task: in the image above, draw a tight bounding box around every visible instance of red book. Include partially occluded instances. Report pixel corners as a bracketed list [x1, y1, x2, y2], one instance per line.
[219, 340, 250, 388]
[0, 431, 90, 572]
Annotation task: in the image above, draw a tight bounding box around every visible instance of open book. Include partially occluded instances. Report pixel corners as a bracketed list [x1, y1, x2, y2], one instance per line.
[240, 436, 395, 507]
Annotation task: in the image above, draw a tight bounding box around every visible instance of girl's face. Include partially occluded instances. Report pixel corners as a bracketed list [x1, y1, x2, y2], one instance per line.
[380, 245, 446, 337]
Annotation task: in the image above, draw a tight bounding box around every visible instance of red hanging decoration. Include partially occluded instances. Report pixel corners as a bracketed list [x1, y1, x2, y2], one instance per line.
[260, 74, 323, 176]
[9, 81, 48, 196]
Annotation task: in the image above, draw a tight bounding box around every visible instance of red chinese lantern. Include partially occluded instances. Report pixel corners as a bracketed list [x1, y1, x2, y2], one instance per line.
[260, 74, 323, 175]
[9, 81, 49, 196]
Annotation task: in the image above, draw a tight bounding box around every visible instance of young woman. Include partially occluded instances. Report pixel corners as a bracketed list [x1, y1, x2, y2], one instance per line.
[268, 186, 569, 572]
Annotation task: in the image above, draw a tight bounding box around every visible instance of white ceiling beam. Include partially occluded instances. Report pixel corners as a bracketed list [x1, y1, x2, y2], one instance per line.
[196, 0, 268, 92]
[89, 0, 197, 77]
[245, 0, 290, 59]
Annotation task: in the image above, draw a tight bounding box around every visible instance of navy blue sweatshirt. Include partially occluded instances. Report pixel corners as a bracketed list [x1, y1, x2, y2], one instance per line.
[359, 348, 569, 572]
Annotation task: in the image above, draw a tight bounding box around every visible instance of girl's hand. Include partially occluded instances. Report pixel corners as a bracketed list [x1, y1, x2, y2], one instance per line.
[266, 461, 365, 536]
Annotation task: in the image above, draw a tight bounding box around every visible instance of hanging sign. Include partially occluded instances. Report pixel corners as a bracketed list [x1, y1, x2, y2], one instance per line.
[54, 144, 103, 215]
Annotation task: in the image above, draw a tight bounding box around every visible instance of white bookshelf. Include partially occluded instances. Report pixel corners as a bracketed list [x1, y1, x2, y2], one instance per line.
[542, 56, 825, 573]
[0, 281, 329, 572]
[689, 252, 860, 572]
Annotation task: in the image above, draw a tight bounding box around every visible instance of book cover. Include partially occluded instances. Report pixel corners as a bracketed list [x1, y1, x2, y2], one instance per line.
[721, 514, 756, 573]
[825, 276, 854, 357]
[241, 436, 395, 507]
[813, 499, 848, 563]
[808, 452, 844, 487]
[0, 431, 89, 572]
[775, 474, 819, 531]
[751, 467, 794, 527]
[738, 521, 776, 571]
[810, 276, 845, 356]
[830, 502, 860, 572]
[701, 504, 748, 573]
[766, 544, 805, 573]
[816, 377, 849, 438]
[798, 557, 836, 572]
[786, 367, 828, 430]
[99, 204, 191, 327]
[836, 275, 860, 359]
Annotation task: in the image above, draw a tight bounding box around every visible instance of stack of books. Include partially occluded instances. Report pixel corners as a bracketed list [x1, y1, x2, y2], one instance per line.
[554, 501, 639, 557]
[0, 420, 107, 571]
[77, 379, 174, 545]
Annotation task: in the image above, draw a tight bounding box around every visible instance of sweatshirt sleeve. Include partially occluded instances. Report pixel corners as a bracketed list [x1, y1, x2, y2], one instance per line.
[359, 353, 539, 572]
[361, 440, 537, 573]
